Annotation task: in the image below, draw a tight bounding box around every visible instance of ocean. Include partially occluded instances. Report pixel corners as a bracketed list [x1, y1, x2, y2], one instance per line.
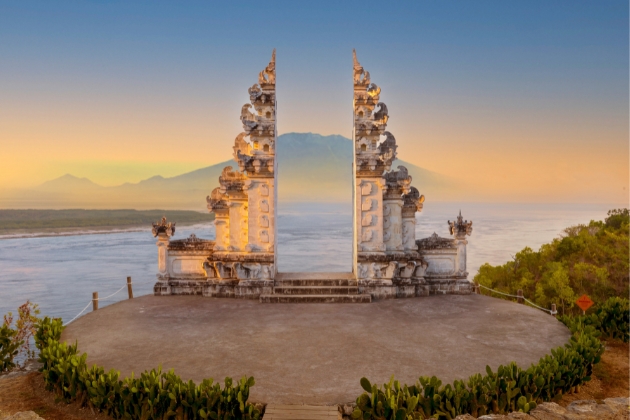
[0, 202, 616, 323]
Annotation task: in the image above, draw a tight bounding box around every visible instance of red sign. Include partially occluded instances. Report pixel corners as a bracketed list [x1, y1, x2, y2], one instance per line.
[576, 295, 594, 312]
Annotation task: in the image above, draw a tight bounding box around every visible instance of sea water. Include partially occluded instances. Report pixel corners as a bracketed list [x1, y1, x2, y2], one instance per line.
[0, 203, 615, 323]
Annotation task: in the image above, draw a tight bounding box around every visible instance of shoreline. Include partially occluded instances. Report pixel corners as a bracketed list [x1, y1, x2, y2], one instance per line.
[0, 222, 213, 240]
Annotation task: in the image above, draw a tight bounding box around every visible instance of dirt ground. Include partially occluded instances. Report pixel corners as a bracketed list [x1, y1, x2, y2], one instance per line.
[0, 340, 627, 419]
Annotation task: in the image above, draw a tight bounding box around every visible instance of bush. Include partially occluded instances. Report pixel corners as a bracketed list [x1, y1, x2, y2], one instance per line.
[351, 319, 604, 419]
[0, 324, 20, 372]
[474, 209, 629, 316]
[560, 297, 629, 342]
[35, 317, 261, 420]
[1, 301, 40, 372]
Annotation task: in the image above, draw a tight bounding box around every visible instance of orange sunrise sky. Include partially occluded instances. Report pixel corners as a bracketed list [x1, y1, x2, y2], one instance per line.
[0, 1, 627, 204]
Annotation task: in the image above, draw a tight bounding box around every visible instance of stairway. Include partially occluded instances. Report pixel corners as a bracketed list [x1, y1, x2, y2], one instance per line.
[260, 272, 371, 303]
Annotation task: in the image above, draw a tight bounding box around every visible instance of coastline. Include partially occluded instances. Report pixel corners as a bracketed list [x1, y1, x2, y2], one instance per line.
[0, 221, 213, 240]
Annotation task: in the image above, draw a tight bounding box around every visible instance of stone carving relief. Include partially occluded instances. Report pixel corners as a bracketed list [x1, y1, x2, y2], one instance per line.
[259, 215, 269, 228]
[426, 257, 456, 275]
[417, 233, 456, 250]
[259, 199, 269, 213]
[361, 214, 374, 227]
[362, 199, 374, 211]
[361, 182, 372, 195]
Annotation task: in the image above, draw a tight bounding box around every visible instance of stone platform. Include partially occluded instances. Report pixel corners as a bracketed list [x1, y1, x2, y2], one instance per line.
[62, 294, 570, 405]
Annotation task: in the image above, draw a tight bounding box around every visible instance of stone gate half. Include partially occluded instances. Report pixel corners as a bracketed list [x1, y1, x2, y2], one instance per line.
[152, 50, 473, 300]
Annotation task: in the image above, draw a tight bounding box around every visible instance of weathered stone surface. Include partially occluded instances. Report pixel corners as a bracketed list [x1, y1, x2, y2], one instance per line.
[454, 398, 630, 420]
[3, 412, 44, 420]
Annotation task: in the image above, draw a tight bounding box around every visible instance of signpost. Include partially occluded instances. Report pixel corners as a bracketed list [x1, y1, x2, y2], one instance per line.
[576, 294, 594, 315]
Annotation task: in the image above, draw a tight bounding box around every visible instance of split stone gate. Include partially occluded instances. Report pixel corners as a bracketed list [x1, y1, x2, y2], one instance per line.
[152, 50, 473, 302]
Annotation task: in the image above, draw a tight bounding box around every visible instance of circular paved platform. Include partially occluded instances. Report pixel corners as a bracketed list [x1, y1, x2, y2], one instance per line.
[63, 294, 570, 405]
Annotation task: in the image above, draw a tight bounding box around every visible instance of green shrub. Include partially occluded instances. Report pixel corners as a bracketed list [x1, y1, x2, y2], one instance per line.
[35, 317, 261, 420]
[0, 324, 21, 372]
[560, 297, 629, 342]
[352, 320, 604, 420]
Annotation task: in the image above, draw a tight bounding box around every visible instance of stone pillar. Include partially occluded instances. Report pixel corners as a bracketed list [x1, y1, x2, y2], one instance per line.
[357, 178, 386, 253]
[402, 187, 423, 251]
[151, 217, 175, 296]
[448, 211, 473, 278]
[228, 198, 248, 251]
[213, 209, 229, 251]
[156, 233, 169, 279]
[383, 198, 403, 251]
[454, 237, 468, 276]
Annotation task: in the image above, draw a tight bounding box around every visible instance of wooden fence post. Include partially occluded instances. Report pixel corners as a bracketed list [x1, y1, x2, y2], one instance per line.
[517, 289, 524, 304]
[92, 292, 99, 311]
[551, 303, 557, 318]
[127, 276, 133, 299]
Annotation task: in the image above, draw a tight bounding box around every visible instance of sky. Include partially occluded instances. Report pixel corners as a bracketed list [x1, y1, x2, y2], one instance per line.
[0, 1, 628, 203]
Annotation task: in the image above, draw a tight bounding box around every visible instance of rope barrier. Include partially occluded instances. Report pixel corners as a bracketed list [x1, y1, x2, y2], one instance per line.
[63, 278, 156, 326]
[478, 284, 553, 314]
[64, 301, 92, 326]
[523, 298, 553, 313]
[96, 284, 127, 301]
[478, 284, 520, 298]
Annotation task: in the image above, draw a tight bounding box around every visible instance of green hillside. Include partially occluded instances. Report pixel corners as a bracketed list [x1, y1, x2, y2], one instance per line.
[0, 209, 214, 231]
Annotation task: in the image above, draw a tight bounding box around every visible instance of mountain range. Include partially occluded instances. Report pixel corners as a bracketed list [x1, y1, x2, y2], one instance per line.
[0, 133, 462, 210]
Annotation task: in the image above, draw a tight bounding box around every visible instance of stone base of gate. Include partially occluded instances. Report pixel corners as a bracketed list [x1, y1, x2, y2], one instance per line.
[155, 277, 471, 300]
[426, 276, 473, 295]
[357, 278, 469, 300]
[154, 279, 274, 299]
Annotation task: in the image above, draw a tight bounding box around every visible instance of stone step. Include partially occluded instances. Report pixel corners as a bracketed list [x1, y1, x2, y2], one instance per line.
[273, 286, 359, 295]
[275, 272, 357, 287]
[275, 272, 355, 281]
[259, 294, 371, 303]
[264, 404, 338, 420]
[275, 279, 355, 287]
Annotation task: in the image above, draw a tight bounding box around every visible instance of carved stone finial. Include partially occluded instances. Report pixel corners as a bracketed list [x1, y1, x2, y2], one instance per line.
[353, 49, 360, 69]
[448, 211, 473, 238]
[353, 49, 370, 86]
[259, 49, 276, 86]
[152, 216, 175, 238]
[403, 186, 425, 212]
[207, 187, 228, 212]
[378, 131, 398, 168]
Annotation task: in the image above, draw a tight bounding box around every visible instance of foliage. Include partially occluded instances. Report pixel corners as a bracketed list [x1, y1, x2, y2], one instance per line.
[35, 317, 261, 420]
[352, 320, 604, 419]
[0, 324, 20, 372]
[0, 209, 215, 231]
[1, 301, 40, 371]
[474, 209, 629, 316]
[560, 297, 629, 343]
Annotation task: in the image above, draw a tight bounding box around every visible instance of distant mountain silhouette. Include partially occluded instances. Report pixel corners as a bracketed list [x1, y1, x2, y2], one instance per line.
[0, 133, 462, 210]
[37, 174, 104, 192]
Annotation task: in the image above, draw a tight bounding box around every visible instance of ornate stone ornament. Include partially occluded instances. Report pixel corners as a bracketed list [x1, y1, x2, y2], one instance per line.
[448, 211, 473, 238]
[152, 217, 175, 238]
